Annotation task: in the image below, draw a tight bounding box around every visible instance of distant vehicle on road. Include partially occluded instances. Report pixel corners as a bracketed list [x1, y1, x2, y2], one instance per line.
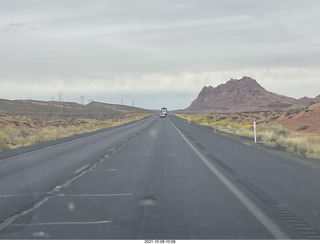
[160, 107, 167, 118]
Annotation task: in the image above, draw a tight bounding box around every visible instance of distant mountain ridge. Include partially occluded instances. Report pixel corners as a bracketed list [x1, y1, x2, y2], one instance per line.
[186, 76, 320, 113]
[0, 99, 151, 119]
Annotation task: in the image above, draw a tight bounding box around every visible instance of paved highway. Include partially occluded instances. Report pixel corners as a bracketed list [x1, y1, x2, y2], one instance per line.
[0, 115, 319, 239]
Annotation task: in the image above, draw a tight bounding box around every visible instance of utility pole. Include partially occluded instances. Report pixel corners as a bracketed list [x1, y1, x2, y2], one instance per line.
[80, 96, 85, 105]
[27, 98, 31, 118]
[59, 93, 62, 115]
[80, 96, 85, 111]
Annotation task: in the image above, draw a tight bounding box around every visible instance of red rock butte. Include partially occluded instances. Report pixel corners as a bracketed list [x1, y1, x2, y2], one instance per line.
[186, 76, 320, 113]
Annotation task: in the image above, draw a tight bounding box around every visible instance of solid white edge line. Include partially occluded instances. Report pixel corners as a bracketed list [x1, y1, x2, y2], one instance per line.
[170, 120, 289, 240]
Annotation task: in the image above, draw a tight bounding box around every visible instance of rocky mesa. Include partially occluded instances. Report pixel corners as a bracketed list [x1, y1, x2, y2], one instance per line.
[186, 76, 320, 113]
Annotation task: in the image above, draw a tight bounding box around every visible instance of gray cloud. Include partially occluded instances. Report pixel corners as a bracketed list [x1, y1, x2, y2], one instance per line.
[1, 0, 320, 109]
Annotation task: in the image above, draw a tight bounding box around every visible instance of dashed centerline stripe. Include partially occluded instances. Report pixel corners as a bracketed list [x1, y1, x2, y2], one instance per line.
[12, 220, 112, 226]
[55, 193, 133, 197]
[74, 164, 90, 174]
[0, 193, 42, 198]
[92, 169, 118, 172]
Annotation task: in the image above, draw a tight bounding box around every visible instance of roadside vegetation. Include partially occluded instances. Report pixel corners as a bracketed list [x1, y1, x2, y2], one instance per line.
[0, 114, 148, 152]
[175, 113, 320, 159]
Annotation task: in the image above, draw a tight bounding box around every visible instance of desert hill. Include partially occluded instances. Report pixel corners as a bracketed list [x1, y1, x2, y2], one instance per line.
[0, 99, 152, 151]
[0, 99, 151, 120]
[186, 76, 320, 113]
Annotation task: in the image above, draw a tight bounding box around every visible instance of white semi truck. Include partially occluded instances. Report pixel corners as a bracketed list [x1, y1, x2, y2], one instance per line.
[160, 107, 167, 118]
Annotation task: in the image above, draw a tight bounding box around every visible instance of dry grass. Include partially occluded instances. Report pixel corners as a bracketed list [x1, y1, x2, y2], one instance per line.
[0, 114, 148, 151]
[176, 113, 320, 159]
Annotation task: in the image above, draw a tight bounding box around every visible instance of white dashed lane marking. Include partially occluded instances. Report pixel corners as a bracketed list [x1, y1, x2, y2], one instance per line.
[12, 220, 112, 226]
[55, 193, 133, 197]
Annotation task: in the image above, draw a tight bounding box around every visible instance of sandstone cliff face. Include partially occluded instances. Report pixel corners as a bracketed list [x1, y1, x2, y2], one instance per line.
[186, 76, 307, 113]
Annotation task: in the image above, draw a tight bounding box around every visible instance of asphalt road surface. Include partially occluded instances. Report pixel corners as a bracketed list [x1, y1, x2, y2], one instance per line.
[0, 115, 319, 239]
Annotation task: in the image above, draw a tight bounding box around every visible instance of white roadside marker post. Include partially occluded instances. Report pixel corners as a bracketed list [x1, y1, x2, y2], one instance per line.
[254, 121, 257, 143]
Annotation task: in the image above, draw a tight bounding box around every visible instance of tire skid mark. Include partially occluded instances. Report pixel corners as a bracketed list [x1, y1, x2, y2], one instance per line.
[206, 153, 238, 176]
[195, 142, 205, 151]
[237, 178, 320, 240]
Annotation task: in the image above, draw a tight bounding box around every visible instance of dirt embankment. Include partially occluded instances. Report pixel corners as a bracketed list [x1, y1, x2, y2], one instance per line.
[194, 101, 320, 136]
[278, 102, 320, 136]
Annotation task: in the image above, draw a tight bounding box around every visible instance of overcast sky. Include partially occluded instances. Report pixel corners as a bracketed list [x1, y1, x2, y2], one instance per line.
[1, 0, 320, 110]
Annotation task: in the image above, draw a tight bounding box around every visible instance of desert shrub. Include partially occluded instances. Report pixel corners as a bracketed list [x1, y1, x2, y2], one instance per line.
[216, 116, 227, 121]
[297, 125, 309, 131]
[277, 130, 290, 137]
[0, 137, 9, 151]
[294, 109, 302, 114]
[20, 130, 30, 138]
[285, 111, 293, 117]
